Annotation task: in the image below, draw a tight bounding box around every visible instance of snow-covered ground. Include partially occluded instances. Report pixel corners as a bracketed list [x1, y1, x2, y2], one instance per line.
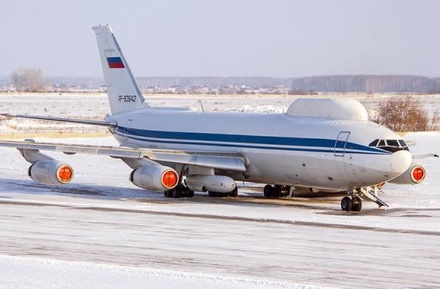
[0, 94, 439, 288]
[1, 93, 439, 135]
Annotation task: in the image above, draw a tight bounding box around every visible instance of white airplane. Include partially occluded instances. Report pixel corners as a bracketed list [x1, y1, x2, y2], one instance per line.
[0, 25, 428, 212]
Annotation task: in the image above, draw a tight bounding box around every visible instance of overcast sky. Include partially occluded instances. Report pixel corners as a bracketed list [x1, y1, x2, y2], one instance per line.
[2, 0, 440, 78]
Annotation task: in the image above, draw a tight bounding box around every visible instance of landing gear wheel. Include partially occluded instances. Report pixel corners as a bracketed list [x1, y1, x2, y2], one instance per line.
[164, 184, 194, 198]
[351, 196, 362, 211]
[208, 191, 222, 197]
[185, 188, 195, 198]
[166, 188, 178, 198]
[263, 185, 275, 198]
[341, 196, 353, 211]
[264, 185, 290, 198]
[228, 187, 238, 198]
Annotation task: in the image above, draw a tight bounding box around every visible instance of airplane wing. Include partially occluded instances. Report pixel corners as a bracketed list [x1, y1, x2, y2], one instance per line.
[0, 139, 247, 172]
[0, 113, 115, 127]
[412, 153, 439, 159]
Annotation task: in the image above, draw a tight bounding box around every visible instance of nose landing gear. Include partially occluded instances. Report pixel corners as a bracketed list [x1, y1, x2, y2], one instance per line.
[341, 186, 389, 212]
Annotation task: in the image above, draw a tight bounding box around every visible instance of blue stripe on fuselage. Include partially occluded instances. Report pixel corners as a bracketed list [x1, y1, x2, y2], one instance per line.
[114, 127, 389, 155]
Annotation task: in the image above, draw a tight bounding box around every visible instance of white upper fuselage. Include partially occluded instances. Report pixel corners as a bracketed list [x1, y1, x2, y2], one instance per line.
[108, 104, 412, 191]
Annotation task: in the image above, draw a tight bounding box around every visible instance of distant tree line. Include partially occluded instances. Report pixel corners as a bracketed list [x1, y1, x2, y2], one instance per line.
[7, 70, 440, 94]
[136, 75, 440, 94]
[11, 67, 48, 92]
[290, 75, 440, 93]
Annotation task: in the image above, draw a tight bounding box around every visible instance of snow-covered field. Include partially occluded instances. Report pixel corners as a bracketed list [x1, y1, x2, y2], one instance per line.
[1, 93, 439, 135]
[0, 93, 439, 288]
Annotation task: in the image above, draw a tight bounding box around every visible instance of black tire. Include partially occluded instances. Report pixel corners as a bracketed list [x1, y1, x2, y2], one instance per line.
[169, 188, 178, 198]
[341, 196, 353, 211]
[185, 189, 195, 198]
[351, 196, 362, 211]
[229, 187, 238, 198]
[263, 185, 274, 198]
[273, 185, 282, 198]
[164, 189, 178, 198]
[208, 191, 219, 197]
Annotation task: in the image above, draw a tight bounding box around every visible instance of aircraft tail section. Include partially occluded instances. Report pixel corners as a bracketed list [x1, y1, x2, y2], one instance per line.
[92, 25, 148, 114]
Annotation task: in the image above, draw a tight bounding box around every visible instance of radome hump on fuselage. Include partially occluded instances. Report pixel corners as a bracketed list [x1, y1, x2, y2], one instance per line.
[286, 98, 369, 121]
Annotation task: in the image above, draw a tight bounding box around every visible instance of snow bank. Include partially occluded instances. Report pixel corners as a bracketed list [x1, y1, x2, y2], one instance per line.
[0, 255, 331, 289]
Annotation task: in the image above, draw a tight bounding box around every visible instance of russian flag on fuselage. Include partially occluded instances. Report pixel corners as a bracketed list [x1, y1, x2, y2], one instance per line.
[107, 57, 125, 69]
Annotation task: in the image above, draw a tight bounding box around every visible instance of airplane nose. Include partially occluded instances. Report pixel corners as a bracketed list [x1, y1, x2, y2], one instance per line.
[390, 150, 412, 174]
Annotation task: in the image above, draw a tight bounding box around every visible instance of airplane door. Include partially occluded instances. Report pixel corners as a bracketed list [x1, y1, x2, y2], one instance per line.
[123, 119, 133, 141]
[334, 131, 350, 157]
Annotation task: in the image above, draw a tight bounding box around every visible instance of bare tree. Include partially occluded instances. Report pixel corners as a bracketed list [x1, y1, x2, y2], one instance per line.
[375, 95, 438, 132]
[429, 110, 440, 131]
[11, 67, 47, 92]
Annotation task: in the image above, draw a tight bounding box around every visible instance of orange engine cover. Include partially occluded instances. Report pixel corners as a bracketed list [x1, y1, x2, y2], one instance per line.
[130, 165, 179, 191]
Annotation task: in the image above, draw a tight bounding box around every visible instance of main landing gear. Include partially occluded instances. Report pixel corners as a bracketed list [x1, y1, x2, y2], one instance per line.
[341, 195, 362, 212]
[263, 185, 291, 198]
[208, 187, 238, 198]
[165, 185, 239, 198]
[164, 184, 194, 198]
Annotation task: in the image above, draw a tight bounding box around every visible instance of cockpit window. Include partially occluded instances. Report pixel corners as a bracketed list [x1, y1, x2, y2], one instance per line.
[386, 139, 399, 147]
[369, 139, 409, 153]
[398, 140, 407, 147]
[369, 139, 379, 147]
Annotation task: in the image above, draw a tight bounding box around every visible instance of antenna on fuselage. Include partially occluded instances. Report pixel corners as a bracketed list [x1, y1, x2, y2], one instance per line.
[198, 99, 205, 112]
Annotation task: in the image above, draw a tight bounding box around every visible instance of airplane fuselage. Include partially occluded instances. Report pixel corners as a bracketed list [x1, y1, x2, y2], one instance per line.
[109, 107, 412, 191]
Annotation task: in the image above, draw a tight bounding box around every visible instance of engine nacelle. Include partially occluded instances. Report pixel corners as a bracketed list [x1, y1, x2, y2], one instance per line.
[130, 165, 179, 191]
[389, 164, 426, 184]
[186, 175, 236, 193]
[29, 160, 74, 185]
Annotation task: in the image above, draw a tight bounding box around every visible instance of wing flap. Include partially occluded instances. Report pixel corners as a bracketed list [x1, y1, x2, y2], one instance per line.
[150, 152, 247, 172]
[0, 140, 247, 172]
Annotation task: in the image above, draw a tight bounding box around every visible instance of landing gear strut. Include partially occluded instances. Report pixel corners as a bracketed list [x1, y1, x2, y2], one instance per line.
[341, 186, 389, 212]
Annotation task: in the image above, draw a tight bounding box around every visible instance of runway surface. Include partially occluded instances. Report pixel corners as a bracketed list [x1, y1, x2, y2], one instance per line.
[0, 187, 439, 288]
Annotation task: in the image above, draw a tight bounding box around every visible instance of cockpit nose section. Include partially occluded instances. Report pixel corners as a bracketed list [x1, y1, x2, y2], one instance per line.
[369, 138, 412, 178]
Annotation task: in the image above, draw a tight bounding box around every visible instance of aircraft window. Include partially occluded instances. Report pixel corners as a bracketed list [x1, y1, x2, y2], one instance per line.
[369, 139, 379, 147]
[386, 139, 399, 147]
[369, 139, 409, 152]
[398, 140, 408, 147]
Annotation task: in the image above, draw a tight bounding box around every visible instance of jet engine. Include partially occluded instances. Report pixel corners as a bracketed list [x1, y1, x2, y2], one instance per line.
[130, 165, 179, 191]
[29, 160, 74, 185]
[185, 175, 236, 193]
[389, 163, 426, 184]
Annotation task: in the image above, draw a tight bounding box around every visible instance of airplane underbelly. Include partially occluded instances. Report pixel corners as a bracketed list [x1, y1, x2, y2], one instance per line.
[243, 150, 350, 189]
